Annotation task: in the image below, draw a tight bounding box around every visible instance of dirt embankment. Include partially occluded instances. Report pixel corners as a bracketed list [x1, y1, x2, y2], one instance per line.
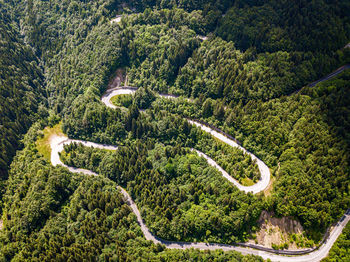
[249, 211, 310, 250]
[108, 68, 126, 89]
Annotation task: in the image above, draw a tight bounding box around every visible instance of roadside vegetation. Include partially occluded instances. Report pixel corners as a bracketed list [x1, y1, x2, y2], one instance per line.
[0, 0, 349, 259]
[110, 94, 134, 108]
[60, 140, 262, 243]
[0, 10, 45, 183]
[36, 123, 63, 160]
[322, 222, 350, 262]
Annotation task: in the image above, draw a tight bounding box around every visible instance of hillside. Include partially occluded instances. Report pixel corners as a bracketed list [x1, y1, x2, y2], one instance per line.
[0, 0, 349, 261]
[0, 9, 45, 186]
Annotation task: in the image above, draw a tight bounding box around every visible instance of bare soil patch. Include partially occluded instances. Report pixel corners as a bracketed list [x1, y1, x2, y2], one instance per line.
[108, 68, 126, 89]
[249, 211, 313, 250]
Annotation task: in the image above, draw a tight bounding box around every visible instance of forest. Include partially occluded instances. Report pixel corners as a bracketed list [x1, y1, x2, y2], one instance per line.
[322, 222, 350, 262]
[59, 139, 262, 243]
[0, 122, 262, 261]
[0, 0, 349, 260]
[0, 7, 45, 203]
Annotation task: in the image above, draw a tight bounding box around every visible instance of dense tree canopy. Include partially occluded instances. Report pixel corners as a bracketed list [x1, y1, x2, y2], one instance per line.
[0, 0, 349, 259]
[0, 123, 262, 261]
[0, 9, 45, 183]
[322, 221, 350, 262]
[155, 71, 350, 235]
[217, 0, 350, 53]
[60, 139, 262, 243]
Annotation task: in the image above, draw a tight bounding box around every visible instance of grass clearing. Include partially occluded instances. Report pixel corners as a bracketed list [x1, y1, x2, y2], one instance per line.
[36, 123, 64, 160]
[264, 175, 275, 197]
[110, 94, 133, 108]
[241, 177, 255, 186]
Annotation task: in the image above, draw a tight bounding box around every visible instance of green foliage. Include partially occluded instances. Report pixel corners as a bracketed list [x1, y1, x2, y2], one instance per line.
[195, 135, 261, 183]
[174, 37, 348, 103]
[217, 0, 350, 53]
[127, 22, 200, 93]
[133, 87, 156, 109]
[161, 71, 350, 233]
[62, 95, 127, 144]
[62, 67, 350, 235]
[0, 127, 263, 261]
[1, 0, 349, 260]
[60, 140, 262, 244]
[111, 94, 134, 108]
[0, 131, 81, 259]
[12, 0, 117, 61]
[46, 21, 124, 113]
[322, 221, 350, 262]
[0, 10, 45, 181]
[231, 73, 350, 232]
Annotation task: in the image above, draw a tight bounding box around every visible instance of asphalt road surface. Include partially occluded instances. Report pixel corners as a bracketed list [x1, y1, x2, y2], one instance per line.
[46, 85, 349, 261]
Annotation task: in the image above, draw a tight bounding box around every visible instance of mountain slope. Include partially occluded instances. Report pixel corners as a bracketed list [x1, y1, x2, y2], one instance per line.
[0, 10, 45, 183]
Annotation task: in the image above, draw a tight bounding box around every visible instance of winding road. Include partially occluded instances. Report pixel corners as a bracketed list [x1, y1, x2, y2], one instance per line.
[110, 15, 122, 24]
[189, 122, 270, 194]
[308, 64, 350, 88]
[50, 135, 118, 176]
[48, 87, 350, 261]
[291, 64, 350, 95]
[102, 87, 270, 193]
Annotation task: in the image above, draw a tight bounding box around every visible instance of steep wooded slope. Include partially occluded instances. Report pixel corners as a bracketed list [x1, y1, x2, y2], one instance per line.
[0, 10, 45, 183]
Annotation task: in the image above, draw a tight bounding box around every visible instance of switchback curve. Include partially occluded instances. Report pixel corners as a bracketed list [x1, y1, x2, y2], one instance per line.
[47, 84, 350, 261]
[101, 87, 271, 194]
[49, 135, 350, 262]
